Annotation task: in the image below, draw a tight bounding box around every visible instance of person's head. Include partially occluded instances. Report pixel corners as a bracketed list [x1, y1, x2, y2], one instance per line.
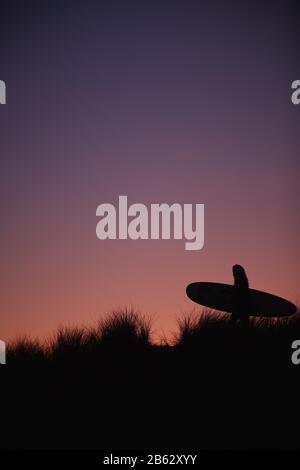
[232, 264, 249, 287]
[232, 264, 245, 277]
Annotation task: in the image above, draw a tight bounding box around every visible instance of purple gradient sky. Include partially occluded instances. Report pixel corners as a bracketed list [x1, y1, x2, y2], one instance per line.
[0, 1, 299, 341]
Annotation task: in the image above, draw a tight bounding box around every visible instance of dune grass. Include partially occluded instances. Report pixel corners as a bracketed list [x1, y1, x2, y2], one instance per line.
[6, 308, 300, 362]
[8, 336, 46, 365]
[2, 308, 300, 450]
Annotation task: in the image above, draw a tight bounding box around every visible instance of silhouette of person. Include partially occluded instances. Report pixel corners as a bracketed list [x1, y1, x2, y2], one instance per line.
[230, 264, 250, 326]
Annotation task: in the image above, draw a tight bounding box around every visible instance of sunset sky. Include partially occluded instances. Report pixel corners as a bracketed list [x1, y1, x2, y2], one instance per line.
[1, 1, 299, 342]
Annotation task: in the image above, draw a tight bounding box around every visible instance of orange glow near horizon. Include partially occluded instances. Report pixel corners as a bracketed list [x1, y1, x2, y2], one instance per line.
[1, 172, 299, 343]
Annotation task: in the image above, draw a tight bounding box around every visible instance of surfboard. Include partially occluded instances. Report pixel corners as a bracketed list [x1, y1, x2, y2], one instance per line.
[186, 282, 297, 317]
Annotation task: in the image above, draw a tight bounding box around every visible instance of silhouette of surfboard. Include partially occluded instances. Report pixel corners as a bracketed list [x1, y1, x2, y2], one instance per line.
[186, 282, 297, 317]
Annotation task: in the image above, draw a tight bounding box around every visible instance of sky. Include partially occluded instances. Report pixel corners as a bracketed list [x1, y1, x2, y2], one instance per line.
[0, 0, 299, 342]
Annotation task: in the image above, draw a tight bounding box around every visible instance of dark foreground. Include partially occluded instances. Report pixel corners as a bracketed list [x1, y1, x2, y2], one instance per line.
[1, 311, 300, 450]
